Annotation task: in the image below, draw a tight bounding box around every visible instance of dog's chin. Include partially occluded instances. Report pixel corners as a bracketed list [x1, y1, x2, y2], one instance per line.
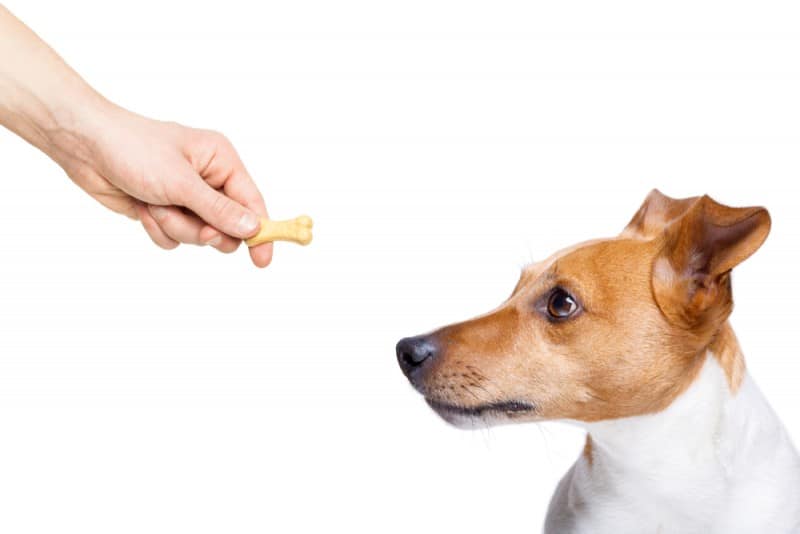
[424, 398, 535, 429]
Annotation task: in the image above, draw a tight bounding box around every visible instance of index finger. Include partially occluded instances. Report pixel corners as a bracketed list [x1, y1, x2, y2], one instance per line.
[216, 152, 273, 268]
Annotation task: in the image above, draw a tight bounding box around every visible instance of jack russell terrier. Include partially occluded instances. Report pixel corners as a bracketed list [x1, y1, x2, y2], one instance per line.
[397, 190, 800, 533]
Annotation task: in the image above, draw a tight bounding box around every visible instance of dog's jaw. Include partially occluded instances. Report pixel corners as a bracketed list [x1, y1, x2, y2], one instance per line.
[425, 398, 536, 428]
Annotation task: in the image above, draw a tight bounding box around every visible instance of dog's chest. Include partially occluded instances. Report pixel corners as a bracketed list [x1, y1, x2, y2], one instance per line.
[546, 356, 800, 534]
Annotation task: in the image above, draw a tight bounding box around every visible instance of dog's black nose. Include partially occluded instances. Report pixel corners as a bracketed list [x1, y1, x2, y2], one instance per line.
[396, 335, 438, 375]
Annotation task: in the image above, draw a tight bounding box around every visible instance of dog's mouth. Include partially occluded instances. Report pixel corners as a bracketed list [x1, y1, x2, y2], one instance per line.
[425, 398, 535, 421]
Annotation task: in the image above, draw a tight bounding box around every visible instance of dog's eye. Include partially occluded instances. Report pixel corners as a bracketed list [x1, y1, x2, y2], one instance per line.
[546, 288, 579, 319]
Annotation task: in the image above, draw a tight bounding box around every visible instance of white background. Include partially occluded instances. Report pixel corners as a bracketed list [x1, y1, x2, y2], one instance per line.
[1, 1, 799, 532]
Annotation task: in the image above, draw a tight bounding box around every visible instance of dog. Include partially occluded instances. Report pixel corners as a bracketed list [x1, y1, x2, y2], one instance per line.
[397, 190, 800, 533]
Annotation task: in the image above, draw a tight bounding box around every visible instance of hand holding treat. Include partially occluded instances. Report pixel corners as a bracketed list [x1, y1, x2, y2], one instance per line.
[0, 5, 290, 268]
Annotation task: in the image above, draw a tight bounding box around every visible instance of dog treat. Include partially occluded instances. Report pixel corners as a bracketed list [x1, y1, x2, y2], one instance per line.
[245, 215, 313, 247]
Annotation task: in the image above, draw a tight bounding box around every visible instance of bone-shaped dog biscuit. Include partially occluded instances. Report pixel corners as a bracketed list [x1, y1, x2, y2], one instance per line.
[245, 216, 313, 247]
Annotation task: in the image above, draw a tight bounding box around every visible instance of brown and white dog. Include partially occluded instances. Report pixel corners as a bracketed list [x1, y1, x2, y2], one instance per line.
[397, 190, 800, 533]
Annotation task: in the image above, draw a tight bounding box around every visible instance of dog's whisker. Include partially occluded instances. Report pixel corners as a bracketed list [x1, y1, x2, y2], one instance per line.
[535, 423, 553, 465]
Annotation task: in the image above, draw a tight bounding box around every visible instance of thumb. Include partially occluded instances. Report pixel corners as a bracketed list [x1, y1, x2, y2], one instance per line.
[180, 178, 260, 239]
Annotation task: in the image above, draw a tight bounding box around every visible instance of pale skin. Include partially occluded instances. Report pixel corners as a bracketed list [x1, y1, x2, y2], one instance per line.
[0, 6, 273, 267]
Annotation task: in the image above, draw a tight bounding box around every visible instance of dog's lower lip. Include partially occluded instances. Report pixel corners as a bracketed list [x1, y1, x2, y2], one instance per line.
[425, 399, 534, 417]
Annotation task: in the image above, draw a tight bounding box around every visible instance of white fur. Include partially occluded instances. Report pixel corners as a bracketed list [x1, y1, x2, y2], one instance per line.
[545, 353, 800, 534]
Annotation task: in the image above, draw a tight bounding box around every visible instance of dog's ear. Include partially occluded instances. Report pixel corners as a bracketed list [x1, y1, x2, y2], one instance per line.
[651, 194, 770, 329]
[623, 189, 700, 239]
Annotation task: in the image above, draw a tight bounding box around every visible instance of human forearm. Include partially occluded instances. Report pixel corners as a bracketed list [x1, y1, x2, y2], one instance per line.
[0, 5, 110, 168]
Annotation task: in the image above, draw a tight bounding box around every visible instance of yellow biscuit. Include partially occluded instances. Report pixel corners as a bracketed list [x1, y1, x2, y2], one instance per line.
[245, 216, 313, 247]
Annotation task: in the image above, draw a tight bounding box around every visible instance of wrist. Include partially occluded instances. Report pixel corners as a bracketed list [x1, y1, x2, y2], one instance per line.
[35, 86, 117, 175]
[0, 71, 115, 174]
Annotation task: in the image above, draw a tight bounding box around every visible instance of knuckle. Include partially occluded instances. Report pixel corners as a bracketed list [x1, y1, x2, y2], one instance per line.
[141, 214, 159, 233]
[205, 129, 230, 148]
[149, 206, 171, 224]
[141, 218, 178, 250]
[215, 131, 231, 146]
[220, 240, 240, 254]
[211, 193, 232, 215]
[210, 195, 242, 223]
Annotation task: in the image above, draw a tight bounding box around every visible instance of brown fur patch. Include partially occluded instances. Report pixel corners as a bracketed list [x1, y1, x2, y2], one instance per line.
[709, 322, 746, 393]
[583, 435, 594, 467]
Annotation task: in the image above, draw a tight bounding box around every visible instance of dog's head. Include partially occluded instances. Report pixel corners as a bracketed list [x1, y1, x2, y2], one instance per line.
[397, 190, 770, 427]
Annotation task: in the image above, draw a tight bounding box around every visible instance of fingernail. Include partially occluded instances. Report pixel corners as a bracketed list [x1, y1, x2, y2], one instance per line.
[237, 213, 260, 235]
[150, 206, 169, 221]
[205, 235, 222, 247]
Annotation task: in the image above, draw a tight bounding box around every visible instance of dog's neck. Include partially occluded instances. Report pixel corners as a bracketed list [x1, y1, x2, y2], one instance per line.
[570, 343, 800, 530]
[586, 351, 757, 479]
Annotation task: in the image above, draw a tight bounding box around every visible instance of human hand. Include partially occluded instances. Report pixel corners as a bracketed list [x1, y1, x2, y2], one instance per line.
[0, 6, 272, 267]
[56, 106, 274, 267]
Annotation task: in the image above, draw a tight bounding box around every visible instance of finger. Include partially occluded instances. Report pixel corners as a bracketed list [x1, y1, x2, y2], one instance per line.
[198, 224, 240, 254]
[220, 160, 268, 215]
[214, 155, 273, 267]
[178, 178, 260, 240]
[135, 203, 179, 250]
[196, 138, 273, 267]
[249, 241, 274, 268]
[147, 204, 208, 245]
[149, 204, 240, 252]
[198, 134, 268, 214]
